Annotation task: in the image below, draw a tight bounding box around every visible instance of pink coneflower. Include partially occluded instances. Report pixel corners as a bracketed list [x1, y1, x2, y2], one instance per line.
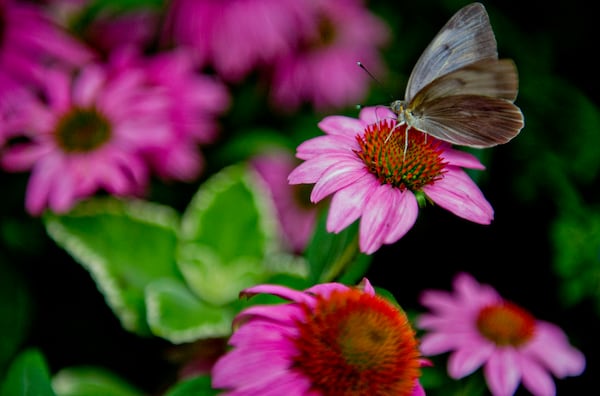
[251, 150, 318, 253]
[270, 0, 390, 112]
[107, 48, 230, 181]
[0, 0, 92, 85]
[417, 273, 586, 396]
[212, 278, 426, 396]
[163, 0, 312, 82]
[0, 63, 173, 215]
[288, 106, 494, 254]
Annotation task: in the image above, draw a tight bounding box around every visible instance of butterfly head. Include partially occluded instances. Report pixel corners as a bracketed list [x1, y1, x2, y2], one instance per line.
[390, 99, 409, 125]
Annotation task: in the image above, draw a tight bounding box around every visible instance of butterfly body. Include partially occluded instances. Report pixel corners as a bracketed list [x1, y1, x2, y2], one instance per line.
[391, 2, 524, 148]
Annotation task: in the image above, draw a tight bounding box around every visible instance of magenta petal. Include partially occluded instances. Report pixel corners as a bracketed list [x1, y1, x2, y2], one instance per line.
[242, 284, 315, 305]
[326, 173, 376, 233]
[317, 115, 365, 137]
[310, 159, 366, 202]
[295, 135, 357, 160]
[288, 155, 347, 185]
[410, 382, 426, 396]
[423, 168, 494, 224]
[359, 184, 405, 254]
[447, 342, 495, 378]
[383, 189, 418, 244]
[233, 304, 305, 328]
[441, 147, 486, 170]
[358, 105, 395, 124]
[519, 355, 556, 396]
[484, 349, 522, 396]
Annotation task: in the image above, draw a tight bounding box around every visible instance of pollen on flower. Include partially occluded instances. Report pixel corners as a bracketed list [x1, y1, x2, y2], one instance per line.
[355, 120, 447, 191]
[476, 301, 537, 347]
[54, 108, 112, 153]
[292, 288, 421, 396]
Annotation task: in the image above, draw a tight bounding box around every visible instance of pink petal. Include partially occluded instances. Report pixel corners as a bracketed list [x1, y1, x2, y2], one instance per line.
[519, 354, 556, 396]
[241, 284, 315, 305]
[447, 342, 496, 378]
[223, 370, 313, 396]
[288, 155, 349, 185]
[484, 348, 522, 396]
[326, 173, 376, 232]
[72, 65, 105, 107]
[524, 321, 586, 377]
[310, 159, 367, 202]
[441, 147, 486, 170]
[383, 189, 418, 244]
[295, 135, 357, 160]
[423, 167, 494, 224]
[358, 105, 395, 124]
[317, 115, 365, 137]
[359, 185, 418, 254]
[233, 304, 305, 328]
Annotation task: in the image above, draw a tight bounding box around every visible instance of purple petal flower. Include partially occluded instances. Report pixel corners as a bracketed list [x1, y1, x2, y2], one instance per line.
[289, 107, 494, 254]
[418, 273, 586, 396]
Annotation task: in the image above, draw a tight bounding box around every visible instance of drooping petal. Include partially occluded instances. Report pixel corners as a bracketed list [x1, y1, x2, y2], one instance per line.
[447, 342, 496, 378]
[484, 348, 522, 396]
[423, 168, 494, 224]
[326, 173, 377, 233]
[383, 189, 419, 244]
[519, 354, 556, 396]
[310, 158, 368, 202]
[441, 146, 487, 170]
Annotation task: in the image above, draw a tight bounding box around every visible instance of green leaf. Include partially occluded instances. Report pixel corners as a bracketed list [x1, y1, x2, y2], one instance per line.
[163, 375, 219, 396]
[0, 258, 32, 373]
[52, 366, 142, 396]
[305, 209, 369, 283]
[145, 279, 234, 343]
[0, 349, 56, 396]
[44, 198, 182, 335]
[177, 164, 280, 305]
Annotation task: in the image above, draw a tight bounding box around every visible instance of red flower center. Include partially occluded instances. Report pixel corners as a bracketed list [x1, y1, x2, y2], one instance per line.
[54, 107, 112, 153]
[355, 120, 447, 191]
[476, 301, 537, 347]
[292, 288, 421, 396]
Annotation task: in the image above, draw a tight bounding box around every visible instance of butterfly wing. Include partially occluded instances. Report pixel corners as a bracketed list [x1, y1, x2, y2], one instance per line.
[405, 2, 498, 102]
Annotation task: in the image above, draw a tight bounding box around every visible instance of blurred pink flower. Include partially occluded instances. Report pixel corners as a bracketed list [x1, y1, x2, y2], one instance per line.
[288, 107, 493, 254]
[0, 63, 174, 215]
[164, 0, 313, 82]
[270, 0, 390, 112]
[212, 278, 426, 396]
[417, 273, 586, 396]
[251, 150, 318, 253]
[108, 48, 230, 181]
[0, 0, 93, 85]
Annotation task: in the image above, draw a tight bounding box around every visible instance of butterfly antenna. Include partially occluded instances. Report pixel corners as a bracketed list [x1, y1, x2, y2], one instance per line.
[356, 62, 394, 101]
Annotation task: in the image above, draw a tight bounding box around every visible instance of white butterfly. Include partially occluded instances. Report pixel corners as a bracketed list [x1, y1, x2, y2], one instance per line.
[390, 2, 524, 148]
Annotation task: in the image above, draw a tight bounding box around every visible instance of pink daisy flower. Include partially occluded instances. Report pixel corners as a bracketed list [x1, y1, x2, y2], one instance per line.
[270, 0, 390, 111]
[107, 48, 230, 181]
[288, 106, 494, 254]
[417, 273, 586, 396]
[0, 63, 173, 215]
[212, 278, 426, 396]
[164, 0, 313, 82]
[251, 150, 319, 253]
[0, 0, 93, 85]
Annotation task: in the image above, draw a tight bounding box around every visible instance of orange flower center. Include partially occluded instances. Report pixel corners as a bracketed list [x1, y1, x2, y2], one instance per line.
[292, 288, 421, 396]
[54, 107, 111, 153]
[355, 120, 447, 191]
[476, 302, 537, 347]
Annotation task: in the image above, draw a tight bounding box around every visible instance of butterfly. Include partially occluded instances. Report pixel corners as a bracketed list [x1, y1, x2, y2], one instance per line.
[390, 2, 524, 148]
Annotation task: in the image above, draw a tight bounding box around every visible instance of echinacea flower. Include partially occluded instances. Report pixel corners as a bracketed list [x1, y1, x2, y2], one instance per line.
[417, 272, 586, 396]
[0, 63, 174, 215]
[163, 0, 313, 82]
[0, 0, 92, 85]
[251, 150, 318, 253]
[212, 278, 426, 396]
[270, 0, 390, 111]
[288, 106, 494, 254]
[107, 48, 230, 181]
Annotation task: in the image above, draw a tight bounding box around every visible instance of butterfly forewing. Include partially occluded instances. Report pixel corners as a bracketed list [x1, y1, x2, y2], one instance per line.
[408, 95, 524, 147]
[409, 58, 519, 108]
[405, 2, 498, 102]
